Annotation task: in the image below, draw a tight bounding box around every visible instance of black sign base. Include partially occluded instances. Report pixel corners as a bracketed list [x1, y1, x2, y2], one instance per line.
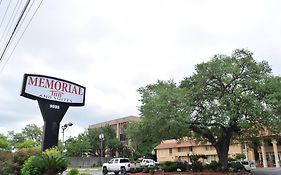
[38, 99, 69, 151]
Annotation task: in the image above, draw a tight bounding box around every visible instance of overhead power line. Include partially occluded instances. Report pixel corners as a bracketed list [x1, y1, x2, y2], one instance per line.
[0, 0, 44, 73]
[0, 0, 12, 30]
[0, 0, 44, 72]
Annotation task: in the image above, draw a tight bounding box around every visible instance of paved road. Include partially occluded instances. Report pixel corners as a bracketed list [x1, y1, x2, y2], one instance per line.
[65, 167, 281, 175]
[252, 167, 281, 175]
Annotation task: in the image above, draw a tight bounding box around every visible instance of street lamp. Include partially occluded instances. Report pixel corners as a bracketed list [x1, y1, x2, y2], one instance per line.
[99, 132, 104, 165]
[61, 122, 73, 155]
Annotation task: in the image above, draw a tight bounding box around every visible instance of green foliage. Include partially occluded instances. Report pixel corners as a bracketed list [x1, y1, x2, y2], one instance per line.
[65, 133, 90, 157]
[189, 154, 207, 162]
[21, 156, 40, 175]
[21, 148, 68, 175]
[8, 124, 42, 149]
[176, 161, 188, 171]
[22, 124, 42, 143]
[205, 161, 222, 171]
[137, 48, 281, 169]
[44, 147, 61, 156]
[127, 80, 191, 157]
[13, 148, 41, 167]
[189, 155, 205, 172]
[228, 157, 236, 162]
[86, 125, 125, 157]
[234, 153, 246, 160]
[0, 134, 9, 150]
[68, 168, 79, 175]
[229, 162, 245, 172]
[8, 131, 25, 148]
[160, 161, 177, 172]
[0, 150, 12, 162]
[0, 148, 40, 175]
[16, 140, 38, 149]
[0, 160, 19, 175]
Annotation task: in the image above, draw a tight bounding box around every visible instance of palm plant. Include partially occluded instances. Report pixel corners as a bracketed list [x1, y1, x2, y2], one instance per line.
[21, 148, 68, 175]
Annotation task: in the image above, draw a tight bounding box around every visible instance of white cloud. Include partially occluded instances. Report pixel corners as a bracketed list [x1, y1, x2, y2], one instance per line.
[1, 0, 281, 140]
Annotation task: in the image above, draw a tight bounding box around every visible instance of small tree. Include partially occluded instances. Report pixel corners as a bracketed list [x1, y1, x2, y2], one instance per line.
[234, 153, 246, 161]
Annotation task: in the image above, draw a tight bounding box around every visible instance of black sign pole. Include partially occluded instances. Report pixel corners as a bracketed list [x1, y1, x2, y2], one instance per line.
[38, 99, 69, 151]
[20, 74, 85, 151]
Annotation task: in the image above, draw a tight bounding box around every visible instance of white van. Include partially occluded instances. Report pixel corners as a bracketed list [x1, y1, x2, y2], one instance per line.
[236, 160, 256, 172]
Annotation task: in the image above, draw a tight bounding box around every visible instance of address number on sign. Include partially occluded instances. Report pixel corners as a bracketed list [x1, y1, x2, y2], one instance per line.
[50, 104, 60, 109]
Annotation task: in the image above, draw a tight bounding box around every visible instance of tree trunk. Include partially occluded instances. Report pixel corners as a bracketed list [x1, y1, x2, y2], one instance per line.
[214, 137, 231, 171]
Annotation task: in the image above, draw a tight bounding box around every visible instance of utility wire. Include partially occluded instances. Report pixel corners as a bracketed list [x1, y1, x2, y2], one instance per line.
[0, 0, 44, 73]
[0, 0, 31, 63]
[0, 0, 21, 52]
[1, 0, 35, 53]
[0, 0, 12, 30]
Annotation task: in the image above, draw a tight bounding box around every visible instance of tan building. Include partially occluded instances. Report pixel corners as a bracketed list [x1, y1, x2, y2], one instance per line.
[89, 115, 142, 144]
[155, 137, 281, 167]
[155, 139, 254, 164]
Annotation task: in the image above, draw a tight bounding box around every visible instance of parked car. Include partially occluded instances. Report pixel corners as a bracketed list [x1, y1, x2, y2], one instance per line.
[102, 158, 140, 175]
[140, 159, 157, 167]
[235, 160, 256, 172]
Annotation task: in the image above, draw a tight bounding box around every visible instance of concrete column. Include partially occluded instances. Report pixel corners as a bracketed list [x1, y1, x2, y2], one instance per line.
[244, 142, 248, 160]
[259, 152, 262, 164]
[272, 139, 280, 167]
[261, 140, 268, 167]
[116, 123, 120, 139]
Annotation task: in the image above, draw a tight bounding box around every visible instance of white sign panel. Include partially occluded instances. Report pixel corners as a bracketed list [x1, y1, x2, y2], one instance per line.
[21, 74, 85, 106]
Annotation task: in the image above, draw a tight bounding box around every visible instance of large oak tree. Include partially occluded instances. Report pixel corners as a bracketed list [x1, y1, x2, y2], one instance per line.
[137, 49, 281, 169]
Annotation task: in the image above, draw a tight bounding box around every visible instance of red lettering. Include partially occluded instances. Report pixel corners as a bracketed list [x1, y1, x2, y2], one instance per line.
[45, 79, 54, 89]
[27, 76, 38, 86]
[71, 86, 78, 94]
[62, 82, 68, 92]
[27, 76, 84, 98]
[68, 84, 72, 93]
[78, 87, 83, 95]
[54, 81, 61, 90]
[38, 78, 45, 87]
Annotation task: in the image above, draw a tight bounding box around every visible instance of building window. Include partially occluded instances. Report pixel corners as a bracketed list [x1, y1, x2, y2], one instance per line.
[178, 147, 181, 152]
[169, 148, 172, 154]
[189, 147, 193, 152]
[205, 145, 213, 151]
[207, 155, 212, 163]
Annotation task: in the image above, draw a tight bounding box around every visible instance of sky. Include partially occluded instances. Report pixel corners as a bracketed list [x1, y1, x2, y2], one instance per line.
[1, 0, 281, 140]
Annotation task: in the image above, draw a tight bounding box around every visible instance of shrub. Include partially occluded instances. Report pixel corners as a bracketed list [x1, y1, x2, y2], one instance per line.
[176, 161, 188, 171]
[161, 161, 177, 172]
[229, 162, 245, 172]
[234, 153, 246, 161]
[68, 168, 79, 175]
[142, 166, 149, 173]
[0, 160, 19, 175]
[21, 156, 41, 175]
[190, 161, 204, 172]
[13, 148, 41, 166]
[0, 150, 12, 162]
[148, 165, 158, 173]
[205, 161, 222, 171]
[21, 148, 68, 175]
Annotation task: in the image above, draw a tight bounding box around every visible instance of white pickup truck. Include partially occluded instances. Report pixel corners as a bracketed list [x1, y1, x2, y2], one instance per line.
[102, 158, 140, 175]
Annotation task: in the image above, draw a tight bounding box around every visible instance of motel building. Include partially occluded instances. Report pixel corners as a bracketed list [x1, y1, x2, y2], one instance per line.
[155, 134, 281, 168]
